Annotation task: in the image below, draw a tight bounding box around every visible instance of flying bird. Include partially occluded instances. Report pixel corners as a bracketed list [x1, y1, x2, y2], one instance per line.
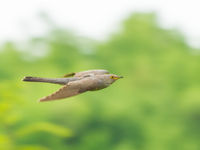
[22, 69, 123, 102]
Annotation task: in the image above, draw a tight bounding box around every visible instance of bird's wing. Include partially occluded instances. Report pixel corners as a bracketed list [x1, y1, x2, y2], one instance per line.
[39, 81, 82, 102]
[63, 72, 75, 77]
[63, 69, 109, 78]
[39, 77, 99, 102]
[74, 69, 109, 77]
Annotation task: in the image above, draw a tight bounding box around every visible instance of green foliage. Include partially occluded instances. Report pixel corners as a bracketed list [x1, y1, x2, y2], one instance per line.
[0, 13, 199, 150]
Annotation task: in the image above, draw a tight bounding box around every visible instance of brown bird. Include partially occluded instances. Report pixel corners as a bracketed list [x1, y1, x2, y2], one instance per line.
[22, 69, 123, 102]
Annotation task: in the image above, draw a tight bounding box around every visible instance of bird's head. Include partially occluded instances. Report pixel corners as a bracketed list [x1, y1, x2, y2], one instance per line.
[101, 74, 123, 85]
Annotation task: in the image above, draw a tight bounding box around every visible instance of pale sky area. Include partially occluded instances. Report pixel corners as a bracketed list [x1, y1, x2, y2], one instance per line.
[0, 0, 200, 48]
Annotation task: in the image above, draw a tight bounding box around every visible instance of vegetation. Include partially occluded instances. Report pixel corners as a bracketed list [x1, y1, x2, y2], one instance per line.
[0, 13, 199, 150]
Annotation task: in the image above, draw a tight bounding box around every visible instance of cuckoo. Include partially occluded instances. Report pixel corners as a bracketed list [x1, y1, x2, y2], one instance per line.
[22, 69, 123, 102]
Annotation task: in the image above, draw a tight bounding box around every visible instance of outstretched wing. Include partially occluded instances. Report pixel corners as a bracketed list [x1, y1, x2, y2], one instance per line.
[64, 69, 109, 78]
[39, 82, 82, 102]
[74, 69, 109, 77]
[39, 77, 100, 102]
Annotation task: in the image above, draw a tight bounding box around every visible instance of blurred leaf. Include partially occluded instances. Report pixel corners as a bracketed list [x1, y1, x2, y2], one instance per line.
[15, 122, 72, 138]
[0, 134, 13, 150]
[17, 145, 48, 150]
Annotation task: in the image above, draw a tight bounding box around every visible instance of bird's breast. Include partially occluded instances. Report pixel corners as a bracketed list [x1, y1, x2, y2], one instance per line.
[83, 77, 108, 91]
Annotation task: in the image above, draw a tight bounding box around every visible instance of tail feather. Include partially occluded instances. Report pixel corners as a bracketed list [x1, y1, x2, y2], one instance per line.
[22, 76, 44, 82]
[22, 76, 60, 84]
[22, 76, 79, 85]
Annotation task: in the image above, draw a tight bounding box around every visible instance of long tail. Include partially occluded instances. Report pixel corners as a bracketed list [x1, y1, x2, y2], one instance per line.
[22, 76, 72, 85]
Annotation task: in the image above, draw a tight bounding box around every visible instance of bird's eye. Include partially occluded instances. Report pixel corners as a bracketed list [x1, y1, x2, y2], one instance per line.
[110, 76, 120, 80]
[110, 76, 117, 79]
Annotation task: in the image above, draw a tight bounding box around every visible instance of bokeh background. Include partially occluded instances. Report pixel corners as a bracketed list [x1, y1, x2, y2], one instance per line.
[0, 1, 200, 150]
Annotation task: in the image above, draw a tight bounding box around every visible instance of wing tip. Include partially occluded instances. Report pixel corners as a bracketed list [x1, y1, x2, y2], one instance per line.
[38, 99, 44, 102]
[63, 72, 75, 77]
[22, 76, 32, 81]
[38, 97, 49, 102]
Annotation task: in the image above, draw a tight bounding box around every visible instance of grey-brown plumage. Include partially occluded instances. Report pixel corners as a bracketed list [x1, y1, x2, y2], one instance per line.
[22, 69, 123, 102]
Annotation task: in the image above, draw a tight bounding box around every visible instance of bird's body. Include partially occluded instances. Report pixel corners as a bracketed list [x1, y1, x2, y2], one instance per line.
[22, 69, 122, 102]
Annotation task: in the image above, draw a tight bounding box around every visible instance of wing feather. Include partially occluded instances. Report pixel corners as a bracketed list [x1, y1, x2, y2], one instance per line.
[39, 82, 81, 102]
[74, 69, 109, 77]
[39, 76, 102, 102]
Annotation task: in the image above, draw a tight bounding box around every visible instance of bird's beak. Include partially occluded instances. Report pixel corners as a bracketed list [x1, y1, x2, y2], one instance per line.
[119, 76, 123, 79]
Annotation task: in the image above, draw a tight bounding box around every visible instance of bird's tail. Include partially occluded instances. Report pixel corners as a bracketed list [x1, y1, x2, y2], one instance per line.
[23, 76, 44, 82]
[22, 76, 68, 85]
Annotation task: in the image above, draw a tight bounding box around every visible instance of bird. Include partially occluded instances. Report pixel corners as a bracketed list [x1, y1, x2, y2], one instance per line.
[22, 69, 123, 102]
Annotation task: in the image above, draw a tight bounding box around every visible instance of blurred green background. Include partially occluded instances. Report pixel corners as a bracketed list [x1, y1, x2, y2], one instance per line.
[0, 13, 200, 150]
